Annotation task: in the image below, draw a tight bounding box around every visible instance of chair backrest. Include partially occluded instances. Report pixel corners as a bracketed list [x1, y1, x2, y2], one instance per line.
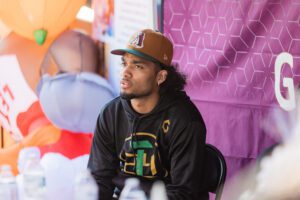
[204, 144, 227, 200]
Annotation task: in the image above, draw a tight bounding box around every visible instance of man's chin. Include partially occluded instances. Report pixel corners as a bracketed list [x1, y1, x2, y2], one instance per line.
[120, 93, 136, 100]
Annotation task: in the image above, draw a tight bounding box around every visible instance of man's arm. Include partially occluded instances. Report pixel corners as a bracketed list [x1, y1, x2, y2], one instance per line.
[88, 114, 118, 200]
[166, 121, 207, 200]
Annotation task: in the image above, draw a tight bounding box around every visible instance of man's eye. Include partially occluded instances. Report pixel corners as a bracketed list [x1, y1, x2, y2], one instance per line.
[121, 62, 126, 67]
[135, 65, 143, 69]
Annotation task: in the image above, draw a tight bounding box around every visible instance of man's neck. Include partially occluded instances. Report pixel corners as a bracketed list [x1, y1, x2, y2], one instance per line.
[131, 94, 160, 114]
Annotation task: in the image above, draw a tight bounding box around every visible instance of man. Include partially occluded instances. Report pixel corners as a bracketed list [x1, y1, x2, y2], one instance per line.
[88, 29, 208, 200]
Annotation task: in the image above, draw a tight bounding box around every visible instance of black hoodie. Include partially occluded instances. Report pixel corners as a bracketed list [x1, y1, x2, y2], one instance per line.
[88, 91, 208, 200]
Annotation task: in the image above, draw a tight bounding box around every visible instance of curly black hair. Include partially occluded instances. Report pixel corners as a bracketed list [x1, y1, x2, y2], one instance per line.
[158, 63, 187, 95]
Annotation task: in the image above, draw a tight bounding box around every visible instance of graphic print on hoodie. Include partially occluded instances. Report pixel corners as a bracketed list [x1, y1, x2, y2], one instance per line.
[119, 130, 169, 178]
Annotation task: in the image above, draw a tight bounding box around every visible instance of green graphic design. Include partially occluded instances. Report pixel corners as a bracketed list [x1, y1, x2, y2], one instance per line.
[136, 150, 144, 175]
[133, 140, 153, 176]
[132, 140, 153, 149]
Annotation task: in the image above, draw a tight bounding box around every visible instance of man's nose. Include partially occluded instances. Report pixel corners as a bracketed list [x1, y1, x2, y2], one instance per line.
[121, 66, 132, 78]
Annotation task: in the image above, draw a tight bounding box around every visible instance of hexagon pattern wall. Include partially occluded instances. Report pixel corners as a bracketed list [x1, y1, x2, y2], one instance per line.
[164, 0, 300, 178]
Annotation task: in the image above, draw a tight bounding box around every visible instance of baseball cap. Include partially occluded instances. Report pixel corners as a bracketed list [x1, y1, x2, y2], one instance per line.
[111, 29, 173, 66]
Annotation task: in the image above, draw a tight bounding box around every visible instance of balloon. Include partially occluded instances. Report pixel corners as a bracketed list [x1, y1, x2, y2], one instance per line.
[0, 0, 86, 45]
[37, 30, 116, 132]
[0, 100, 93, 175]
[0, 32, 52, 90]
[37, 72, 116, 133]
[41, 30, 100, 75]
[0, 19, 11, 40]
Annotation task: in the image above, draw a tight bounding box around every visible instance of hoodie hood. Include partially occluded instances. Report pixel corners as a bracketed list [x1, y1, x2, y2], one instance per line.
[121, 91, 190, 120]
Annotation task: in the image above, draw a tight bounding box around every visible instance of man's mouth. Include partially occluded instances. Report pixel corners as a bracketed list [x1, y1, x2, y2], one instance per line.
[120, 79, 131, 89]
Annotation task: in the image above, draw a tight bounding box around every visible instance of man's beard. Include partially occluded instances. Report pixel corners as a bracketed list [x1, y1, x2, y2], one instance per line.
[120, 90, 152, 100]
[120, 93, 136, 100]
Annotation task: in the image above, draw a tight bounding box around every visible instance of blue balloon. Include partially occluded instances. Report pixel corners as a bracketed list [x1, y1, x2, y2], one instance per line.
[36, 72, 116, 133]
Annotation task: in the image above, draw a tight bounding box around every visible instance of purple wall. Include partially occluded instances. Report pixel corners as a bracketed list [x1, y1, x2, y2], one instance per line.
[164, 0, 300, 178]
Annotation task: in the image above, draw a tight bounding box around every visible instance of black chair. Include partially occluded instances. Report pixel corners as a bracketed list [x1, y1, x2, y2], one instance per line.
[204, 144, 227, 200]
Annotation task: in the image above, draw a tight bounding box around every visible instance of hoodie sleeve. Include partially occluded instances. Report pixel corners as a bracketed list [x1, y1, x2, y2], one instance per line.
[88, 112, 118, 200]
[166, 121, 207, 200]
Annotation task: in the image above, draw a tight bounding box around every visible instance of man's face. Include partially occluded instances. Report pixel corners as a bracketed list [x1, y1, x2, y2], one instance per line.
[120, 53, 160, 100]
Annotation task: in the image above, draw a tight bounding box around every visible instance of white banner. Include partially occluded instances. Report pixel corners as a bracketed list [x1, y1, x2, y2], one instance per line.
[114, 0, 156, 45]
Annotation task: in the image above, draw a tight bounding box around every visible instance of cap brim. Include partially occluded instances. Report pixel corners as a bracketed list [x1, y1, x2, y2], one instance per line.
[111, 49, 159, 64]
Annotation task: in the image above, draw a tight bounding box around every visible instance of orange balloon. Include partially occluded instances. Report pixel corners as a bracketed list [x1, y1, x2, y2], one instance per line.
[0, 0, 86, 45]
[0, 32, 52, 90]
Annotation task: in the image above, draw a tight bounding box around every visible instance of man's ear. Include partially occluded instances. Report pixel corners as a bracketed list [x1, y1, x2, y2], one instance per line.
[157, 70, 168, 85]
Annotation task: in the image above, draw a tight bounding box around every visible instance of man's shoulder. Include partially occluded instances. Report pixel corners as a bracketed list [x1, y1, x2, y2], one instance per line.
[168, 98, 202, 122]
[169, 97, 197, 113]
